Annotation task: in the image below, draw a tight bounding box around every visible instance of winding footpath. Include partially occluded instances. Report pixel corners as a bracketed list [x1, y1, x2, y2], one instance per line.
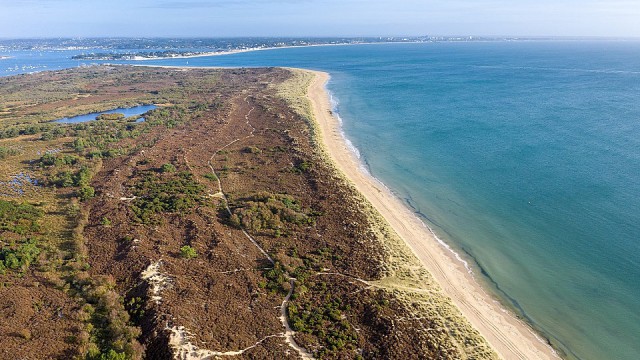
[139, 94, 315, 359]
[199, 95, 313, 359]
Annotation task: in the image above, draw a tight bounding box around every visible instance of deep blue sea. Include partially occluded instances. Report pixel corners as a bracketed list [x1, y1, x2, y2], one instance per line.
[2, 41, 640, 360]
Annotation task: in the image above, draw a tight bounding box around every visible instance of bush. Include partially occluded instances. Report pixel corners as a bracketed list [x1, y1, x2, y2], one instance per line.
[51, 171, 75, 187]
[130, 171, 208, 223]
[263, 262, 289, 294]
[0, 238, 41, 272]
[203, 173, 218, 182]
[0, 200, 43, 234]
[179, 245, 197, 259]
[161, 163, 176, 173]
[229, 192, 314, 236]
[77, 186, 95, 201]
[243, 146, 262, 154]
[0, 146, 20, 159]
[39, 153, 79, 167]
[96, 113, 125, 121]
[293, 160, 312, 173]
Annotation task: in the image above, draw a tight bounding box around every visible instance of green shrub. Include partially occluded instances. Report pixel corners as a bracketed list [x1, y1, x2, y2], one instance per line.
[243, 146, 262, 154]
[96, 113, 125, 121]
[263, 262, 289, 294]
[203, 173, 218, 181]
[74, 166, 92, 186]
[77, 185, 95, 201]
[51, 171, 75, 187]
[39, 153, 79, 167]
[161, 163, 176, 173]
[293, 160, 312, 173]
[0, 238, 41, 272]
[229, 192, 314, 236]
[73, 138, 86, 152]
[130, 171, 208, 223]
[179, 245, 197, 259]
[0, 146, 20, 159]
[287, 294, 358, 356]
[4, 253, 20, 270]
[0, 200, 43, 234]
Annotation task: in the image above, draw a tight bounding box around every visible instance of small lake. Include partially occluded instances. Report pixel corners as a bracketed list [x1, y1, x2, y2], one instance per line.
[54, 104, 157, 124]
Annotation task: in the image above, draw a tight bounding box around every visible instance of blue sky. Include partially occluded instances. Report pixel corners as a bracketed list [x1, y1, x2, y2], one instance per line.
[0, 0, 639, 38]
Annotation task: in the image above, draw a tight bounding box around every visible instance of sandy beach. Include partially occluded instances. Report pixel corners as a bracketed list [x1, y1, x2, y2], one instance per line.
[130, 42, 400, 61]
[306, 70, 561, 360]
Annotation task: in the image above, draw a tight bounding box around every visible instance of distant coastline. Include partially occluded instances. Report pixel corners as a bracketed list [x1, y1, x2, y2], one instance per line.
[70, 41, 415, 61]
[64, 35, 602, 62]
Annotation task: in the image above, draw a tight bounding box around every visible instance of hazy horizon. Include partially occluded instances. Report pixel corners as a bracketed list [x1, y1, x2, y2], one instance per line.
[1, 0, 639, 38]
[2, 35, 640, 40]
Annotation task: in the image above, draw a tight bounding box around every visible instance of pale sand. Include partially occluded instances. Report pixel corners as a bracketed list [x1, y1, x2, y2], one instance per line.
[306, 70, 561, 360]
[130, 42, 398, 61]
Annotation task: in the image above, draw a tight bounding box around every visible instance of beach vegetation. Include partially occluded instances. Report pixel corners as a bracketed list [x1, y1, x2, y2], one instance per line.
[292, 160, 312, 173]
[1, 239, 41, 272]
[39, 152, 80, 167]
[0, 200, 43, 234]
[287, 295, 358, 356]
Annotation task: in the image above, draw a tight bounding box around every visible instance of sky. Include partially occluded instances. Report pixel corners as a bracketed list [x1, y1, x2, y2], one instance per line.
[0, 0, 639, 38]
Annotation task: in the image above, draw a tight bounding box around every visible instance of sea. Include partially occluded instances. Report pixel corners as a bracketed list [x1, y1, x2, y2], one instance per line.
[2, 40, 639, 360]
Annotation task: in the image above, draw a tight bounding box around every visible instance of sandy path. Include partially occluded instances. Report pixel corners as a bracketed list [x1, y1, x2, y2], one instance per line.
[306, 70, 560, 360]
[204, 95, 313, 359]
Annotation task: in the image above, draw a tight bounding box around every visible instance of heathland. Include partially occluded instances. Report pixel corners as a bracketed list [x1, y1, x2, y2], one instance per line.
[0, 65, 501, 359]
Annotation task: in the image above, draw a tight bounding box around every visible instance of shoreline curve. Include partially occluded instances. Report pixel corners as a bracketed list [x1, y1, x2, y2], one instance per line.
[305, 69, 561, 360]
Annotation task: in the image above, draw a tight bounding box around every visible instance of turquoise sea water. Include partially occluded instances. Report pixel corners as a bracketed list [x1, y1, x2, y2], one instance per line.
[3, 41, 640, 360]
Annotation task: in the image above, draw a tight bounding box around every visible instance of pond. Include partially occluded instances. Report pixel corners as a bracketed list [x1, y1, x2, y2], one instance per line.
[53, 104, 157, 123]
